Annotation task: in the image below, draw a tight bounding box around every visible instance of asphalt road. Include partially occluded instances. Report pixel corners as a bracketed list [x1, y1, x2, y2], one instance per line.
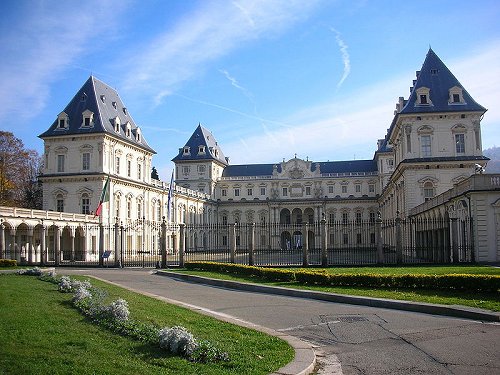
[59, 268, 500, 375]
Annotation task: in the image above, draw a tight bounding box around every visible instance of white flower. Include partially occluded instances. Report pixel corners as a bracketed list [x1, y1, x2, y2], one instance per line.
[107, 299, 130, 321]
[159, 326, 197, 356]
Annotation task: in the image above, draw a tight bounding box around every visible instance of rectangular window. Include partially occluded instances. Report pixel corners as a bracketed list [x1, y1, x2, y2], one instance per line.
[355, 184, 361, 193]
[420, 94, 428, 104]
[56, 199, 64, 212]
[247, 188, 253, 196]
[115, 156, 120, 174]
[329, 213, 335, 223]
[369, 184, 375, 193]
[198, 165, 206, 173]
[138, 164, 142, 180]
[455, 133, 465, 154]
[84, 117, 91, 127]
[127, 200, 131, 218]
[355, 212, 362, 224]
[406, 134, 411, 153]
[260, 187, 266, 195]
[424, 188, 434, 201]
[328, 185, 334, 194]
[182, 166, 190, 174]
[137, 202, 142, 219]
[82, 153, 90, 170]
[221, 189, 227, 197]
[305, 186, 311, 195]
[421, 135, 431, 157]
[234, 188, 240, 197]
[342, 212, 348, 224]
[81, 197, 90, 215]
[127, 160, 131, 177]
[356, 233, 362, 244]
[57, 154, 65, 172]
[222, 215, 228, 225]
[453, 93, 460, 103]
[369, 212, 376, 223]
[341, 185, 347, 194]
[343, 233, 349, 245]
[222, 235, 228, 246]
[282, 187, 288, 196]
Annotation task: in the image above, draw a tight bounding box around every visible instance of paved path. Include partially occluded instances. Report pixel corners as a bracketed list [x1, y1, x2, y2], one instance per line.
[59, 268, 500, 375]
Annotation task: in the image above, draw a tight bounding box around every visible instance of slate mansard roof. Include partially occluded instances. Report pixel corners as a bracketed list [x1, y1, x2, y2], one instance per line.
[39, 76, 155, 153]
[400, 48, 486, 115]
[172, 124, 228, 165]
[222, 159, 377, 178]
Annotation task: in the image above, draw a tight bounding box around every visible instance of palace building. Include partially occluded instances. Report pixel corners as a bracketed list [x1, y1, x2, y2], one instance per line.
[29, 48, 499, 264]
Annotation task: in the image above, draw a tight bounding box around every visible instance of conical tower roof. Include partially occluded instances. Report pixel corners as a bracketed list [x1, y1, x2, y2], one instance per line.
[172, 124, 228, 165]
[400, 48, 486, 114]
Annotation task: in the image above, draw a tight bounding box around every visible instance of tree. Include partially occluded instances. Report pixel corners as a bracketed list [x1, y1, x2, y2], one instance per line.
[0, 131, 42, 208]
[151, 166, 160, 180]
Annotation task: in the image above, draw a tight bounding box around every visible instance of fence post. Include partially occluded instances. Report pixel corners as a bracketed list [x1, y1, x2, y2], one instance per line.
[97, 223, 103, 267]
[450, 218, 459, 263]
[395, 213, 403, 264]
[321, 218, 328, 266]
[161, 218, 167, 268]
[230, 223, 236, 263]
[114, 221, 120, 267]
[55, 226, 61, 267]
[303, 223, 309, 267]
[0, 221, 4, 259]
[248, 223, 255, 266]
[376, 212, 384, 264]
[179, 223, 185, 268]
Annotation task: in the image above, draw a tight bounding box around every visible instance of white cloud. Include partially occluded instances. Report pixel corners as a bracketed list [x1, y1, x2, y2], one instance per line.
[122, 0, 321, 101]
[0, 1, 126, 122]
[330, 28, 351, 90]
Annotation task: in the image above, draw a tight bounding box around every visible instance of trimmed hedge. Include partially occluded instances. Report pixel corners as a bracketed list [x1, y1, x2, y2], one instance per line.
[0, 259, 17, 267]
[184, 262, 500, 293]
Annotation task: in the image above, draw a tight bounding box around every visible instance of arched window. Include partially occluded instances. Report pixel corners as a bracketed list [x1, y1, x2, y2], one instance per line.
[56, 194, 64, 212]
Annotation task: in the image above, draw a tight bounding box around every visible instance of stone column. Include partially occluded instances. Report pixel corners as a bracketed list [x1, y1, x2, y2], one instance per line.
[40, 225, 46, 266]
[70, 227, 75, 262]
[27, 227, 34, 265]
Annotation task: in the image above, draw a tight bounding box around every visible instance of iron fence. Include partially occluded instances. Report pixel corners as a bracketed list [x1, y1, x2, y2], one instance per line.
[2, 217, 473, 268]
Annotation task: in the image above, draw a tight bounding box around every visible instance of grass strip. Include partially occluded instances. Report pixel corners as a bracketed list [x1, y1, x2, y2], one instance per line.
[173, 267, 500, 312]
[0, 273, 293, 375]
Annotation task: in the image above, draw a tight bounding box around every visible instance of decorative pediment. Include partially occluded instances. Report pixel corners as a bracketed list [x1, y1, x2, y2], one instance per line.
[417, 125, 434, 134]
[451, 123, 467, 133]
[278, 157, 317, 179]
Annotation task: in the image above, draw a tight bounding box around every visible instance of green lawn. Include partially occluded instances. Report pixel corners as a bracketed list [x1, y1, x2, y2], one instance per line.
[0, 274, 293, 375]
[174, 265, 500, 312]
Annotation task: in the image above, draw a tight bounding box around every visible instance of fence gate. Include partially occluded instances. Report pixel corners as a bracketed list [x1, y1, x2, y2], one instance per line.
[121, 220, 163, 267]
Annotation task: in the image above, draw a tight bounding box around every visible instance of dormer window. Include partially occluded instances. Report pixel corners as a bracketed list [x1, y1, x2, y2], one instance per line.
[113, 117, 120, 132]
[198, 145, 206, 154]
[125, 122, 131, 138]
[136, 128, 141, 142]
[123, 107, 128, 115]
[100, 95, 106, 103]
[57, 112, 69, 130]
[81, 110, 94, 128]
[448, 86, 465, 105]
[415, 87, 432, 106]
[112, 101, 117, 109]
[81, 93, 87, 102]
[183, 147, 190, 155]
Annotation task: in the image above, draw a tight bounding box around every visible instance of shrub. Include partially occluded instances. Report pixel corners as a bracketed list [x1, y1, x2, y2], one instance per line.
[0, 259, 16, 267]
[159, 326, 197, 357]
[16, 267, 42, 276]
[105, 299, 130, 322]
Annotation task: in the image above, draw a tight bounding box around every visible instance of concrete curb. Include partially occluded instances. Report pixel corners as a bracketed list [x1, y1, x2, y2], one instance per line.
[156, 270, 500, 323]
[87, 274, 316, 375]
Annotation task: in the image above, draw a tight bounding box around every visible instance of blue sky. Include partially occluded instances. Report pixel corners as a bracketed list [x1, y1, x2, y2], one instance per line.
[1, 0, 499, 180]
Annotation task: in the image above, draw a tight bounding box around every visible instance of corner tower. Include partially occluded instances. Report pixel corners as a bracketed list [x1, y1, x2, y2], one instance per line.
[172, 124, 228, 196]
[380, 48, 488, 217]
